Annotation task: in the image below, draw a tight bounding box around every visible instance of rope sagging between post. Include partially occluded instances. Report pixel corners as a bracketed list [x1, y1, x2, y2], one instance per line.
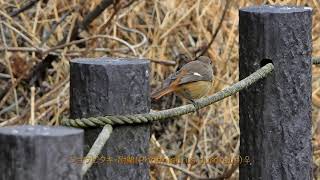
[61, 57, 320, 128]
[61, 62, 274, 128]
[74, 57, 319, 177]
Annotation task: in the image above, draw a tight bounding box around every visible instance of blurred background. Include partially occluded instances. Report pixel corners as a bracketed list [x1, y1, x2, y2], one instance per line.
[0, 0, 320, 179]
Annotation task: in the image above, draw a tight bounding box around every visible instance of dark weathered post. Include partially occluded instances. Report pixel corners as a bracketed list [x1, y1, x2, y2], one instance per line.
[0, 125, 83, 180]
[239, 5, 312, 179]
[70, 57, 150, 179]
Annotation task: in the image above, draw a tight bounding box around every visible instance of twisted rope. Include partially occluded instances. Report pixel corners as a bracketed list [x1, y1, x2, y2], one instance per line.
[71, 57, 320, 177]
[313, 57, 320, 64]
[62, 63, 274, 128]
[62, 57, 320, 128]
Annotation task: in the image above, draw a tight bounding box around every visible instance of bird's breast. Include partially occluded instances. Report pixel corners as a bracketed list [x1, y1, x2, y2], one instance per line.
[176, 81, 212, 100]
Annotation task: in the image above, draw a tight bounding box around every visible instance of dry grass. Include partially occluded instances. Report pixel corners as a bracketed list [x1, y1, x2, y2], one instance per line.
[1, 0, 320, 179]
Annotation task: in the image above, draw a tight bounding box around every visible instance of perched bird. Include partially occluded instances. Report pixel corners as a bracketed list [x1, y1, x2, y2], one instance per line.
[152, 56, 214, 109]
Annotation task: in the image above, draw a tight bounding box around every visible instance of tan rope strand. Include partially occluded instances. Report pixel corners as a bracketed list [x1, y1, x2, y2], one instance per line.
[62, 57, 320, 128]
[313, 57, 320, 64]
[73, 57, 319, 177]
[61, 62, 274, 128]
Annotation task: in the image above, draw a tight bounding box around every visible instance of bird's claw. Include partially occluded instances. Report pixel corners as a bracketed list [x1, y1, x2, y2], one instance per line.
[191, 100, 200, 116]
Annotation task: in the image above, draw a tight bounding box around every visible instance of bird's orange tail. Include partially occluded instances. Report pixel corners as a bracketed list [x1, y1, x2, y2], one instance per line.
[151, 87, 175, 100]
[151, 69, 187, 100]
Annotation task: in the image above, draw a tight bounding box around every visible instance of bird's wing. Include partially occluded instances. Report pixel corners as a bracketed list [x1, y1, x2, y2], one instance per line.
[151, 70, 188, 99]
[177, 62, 213, 85]
[160, 60, 213, 87]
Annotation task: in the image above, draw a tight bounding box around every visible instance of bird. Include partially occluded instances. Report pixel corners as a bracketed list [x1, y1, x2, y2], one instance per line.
[151, 56, 214, 109]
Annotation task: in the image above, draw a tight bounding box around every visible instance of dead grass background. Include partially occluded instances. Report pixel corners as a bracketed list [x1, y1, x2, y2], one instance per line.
[0, 0, 320, 179]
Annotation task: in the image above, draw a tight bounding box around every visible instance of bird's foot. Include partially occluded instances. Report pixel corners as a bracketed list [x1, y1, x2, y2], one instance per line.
[190, 100, 201, 116]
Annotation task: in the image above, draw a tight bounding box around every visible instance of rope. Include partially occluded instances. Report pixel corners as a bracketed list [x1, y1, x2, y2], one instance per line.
[81, 124, 112, 175]
[62, 63, 274, 128]
[73, 57, 320, 177]
[313, 57, 320, 64]
[62, 57, 320, 128]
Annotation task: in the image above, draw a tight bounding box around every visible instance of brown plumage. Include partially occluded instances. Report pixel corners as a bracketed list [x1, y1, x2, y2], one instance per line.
[152, 56, 214, 103]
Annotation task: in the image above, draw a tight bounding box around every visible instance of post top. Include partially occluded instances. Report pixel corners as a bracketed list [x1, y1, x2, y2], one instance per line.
[71, 57, 149, 65]
[0, 125, 83, 137]
[240, 5, 312, 14]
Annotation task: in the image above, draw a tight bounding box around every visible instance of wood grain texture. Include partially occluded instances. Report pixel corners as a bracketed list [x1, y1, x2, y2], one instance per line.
[239, 5, 312, 180]
[70, 57, 150, 180]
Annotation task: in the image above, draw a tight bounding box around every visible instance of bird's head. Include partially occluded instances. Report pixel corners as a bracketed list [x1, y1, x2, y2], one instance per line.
[197, 56, 212, 65]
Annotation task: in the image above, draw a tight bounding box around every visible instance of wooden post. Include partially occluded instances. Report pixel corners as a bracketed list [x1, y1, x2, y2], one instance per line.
[70, 57, 150, 179]
[239, 5, 312, 179]
[0, 125, 83, 180]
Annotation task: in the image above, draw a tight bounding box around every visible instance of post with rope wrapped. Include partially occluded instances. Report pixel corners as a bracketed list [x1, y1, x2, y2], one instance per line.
[239, 5, 312, 179]
[70, 57, 150, 179]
